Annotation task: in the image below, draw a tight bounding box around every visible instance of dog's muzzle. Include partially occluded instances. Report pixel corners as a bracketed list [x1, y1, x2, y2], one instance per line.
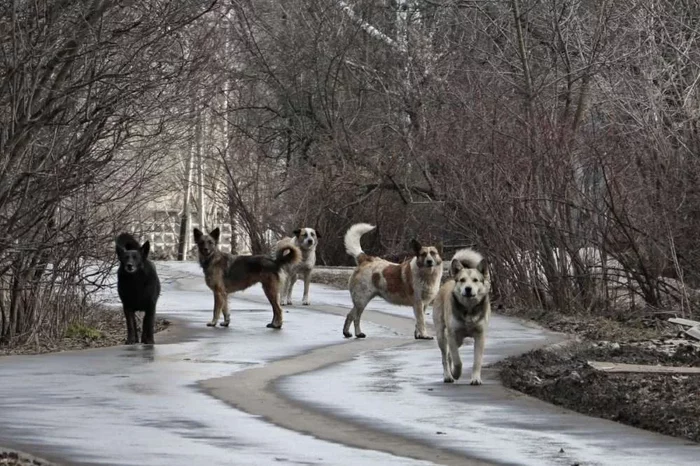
[425, 259, 434, 267]
[125, 264, 136, 273]
[462, 287, 474, 298]
[304, 239, 315, 247]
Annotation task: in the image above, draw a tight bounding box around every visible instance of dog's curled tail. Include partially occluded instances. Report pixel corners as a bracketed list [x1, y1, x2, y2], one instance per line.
[344, 223, 376, 263]
[451, 248, 489, 278]
[274, 244, 302, 268]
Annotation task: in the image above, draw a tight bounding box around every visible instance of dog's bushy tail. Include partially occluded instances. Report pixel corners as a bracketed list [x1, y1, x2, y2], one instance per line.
[274, 244, 301, 268]
[344, 223, 375, 263]
[451, 248, 489, 279]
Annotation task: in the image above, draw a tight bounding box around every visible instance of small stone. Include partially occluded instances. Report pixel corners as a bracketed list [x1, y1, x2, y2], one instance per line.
[559, 448, 565, 453]
[436, 431, 446, 435]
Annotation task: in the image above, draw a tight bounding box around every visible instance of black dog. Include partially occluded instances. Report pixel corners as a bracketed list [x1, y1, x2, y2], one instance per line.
[115, 233, 161, 344]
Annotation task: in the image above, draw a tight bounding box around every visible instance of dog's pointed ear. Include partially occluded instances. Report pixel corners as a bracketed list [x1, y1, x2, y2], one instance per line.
[436, 242, 444, 257]
[410, 239, 422, 256]
[209, 227, 220, 242]
[141, 241, 150, 260]
[477, 258, 489, 277]
[450, 258, 464, 277]
[116, 244, 126, 257]
[314, 229, 322, 238]
[193, 228, 203, 242]
[293, 228, 301, 238]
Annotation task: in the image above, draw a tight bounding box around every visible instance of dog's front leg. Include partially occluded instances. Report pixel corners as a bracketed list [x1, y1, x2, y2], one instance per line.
[221, 297, 231, 327]
[278, 271, 290, 306]
[141, 307, 155, 344]
[285, 272, 297, 306]
[470, 331, 486, 385]
[437, 331, 454, 383]
[413, 301, 433, 340]
[123, 308, 137, 344]
[448, 335, 463, 380]
[208, 290, 224, 327]
[301, 269, 311, 305]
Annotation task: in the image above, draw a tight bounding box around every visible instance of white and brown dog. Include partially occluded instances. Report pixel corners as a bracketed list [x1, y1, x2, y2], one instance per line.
[433, 248, 491, 385]
[273, 227, 320, 306]
[343, 223, 443, 339]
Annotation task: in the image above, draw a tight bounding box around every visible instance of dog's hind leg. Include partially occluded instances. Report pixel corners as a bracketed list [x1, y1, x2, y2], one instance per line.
[123, 308, 137, 344]
[344, 294, 373, 338]
[141, 307, 156, 344]
[412, 301, 433, 340]
[263, 278, 284, 329]
[301, 269, 311, 305]
[342, 308, 357, 338]
[470, 332, 485, 385]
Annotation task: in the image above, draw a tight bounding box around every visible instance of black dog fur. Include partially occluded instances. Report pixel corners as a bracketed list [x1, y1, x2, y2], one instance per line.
[116, 233, 161, 344]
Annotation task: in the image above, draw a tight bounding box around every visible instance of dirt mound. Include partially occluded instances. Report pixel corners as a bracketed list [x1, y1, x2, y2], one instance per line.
[499, 343, 700, 443]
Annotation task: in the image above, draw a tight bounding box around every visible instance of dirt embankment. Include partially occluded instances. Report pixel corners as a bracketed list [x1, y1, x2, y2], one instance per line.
[498, 314, 700, 443]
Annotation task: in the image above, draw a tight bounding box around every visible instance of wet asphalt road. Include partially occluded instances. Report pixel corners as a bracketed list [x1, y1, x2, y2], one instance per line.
[1, 262, 699, 466]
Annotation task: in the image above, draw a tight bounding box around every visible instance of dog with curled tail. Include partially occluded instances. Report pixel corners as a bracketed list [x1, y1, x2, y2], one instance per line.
[433, 248, 491, 385]
[343, 223, 443, 340]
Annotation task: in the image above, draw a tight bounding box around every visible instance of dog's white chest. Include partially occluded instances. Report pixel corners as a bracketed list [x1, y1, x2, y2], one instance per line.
[451, 314, 480, 337]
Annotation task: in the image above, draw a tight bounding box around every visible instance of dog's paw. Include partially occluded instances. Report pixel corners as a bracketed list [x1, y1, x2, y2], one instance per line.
[356, 332, 366, 338]
[221, 321, 230, 328]
[469, 377, 482, 386]
[443, 376, 455, 384]
[343, 331, 353, 338]
[266, 322, 282, 329]
[206, 322, 217, 327]
[302, 299, 310, 305]
[414, 332, 434, 340]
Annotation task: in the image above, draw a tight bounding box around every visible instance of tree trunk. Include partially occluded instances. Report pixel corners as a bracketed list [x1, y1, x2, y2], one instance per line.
[197, 106, 206, 231]
[177, 108, 197, 261]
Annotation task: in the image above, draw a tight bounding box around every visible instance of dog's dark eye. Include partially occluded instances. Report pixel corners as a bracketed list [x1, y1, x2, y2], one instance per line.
[472, 278, 479, 283]
[460, 278, 466, 283]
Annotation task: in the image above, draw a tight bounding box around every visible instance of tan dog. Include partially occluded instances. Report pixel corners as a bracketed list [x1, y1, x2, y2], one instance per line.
[193, 227, 300, 329]
[273, 227, 320, 306]
[433, 248, 491, 385]
[342, 223, 443, 339]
